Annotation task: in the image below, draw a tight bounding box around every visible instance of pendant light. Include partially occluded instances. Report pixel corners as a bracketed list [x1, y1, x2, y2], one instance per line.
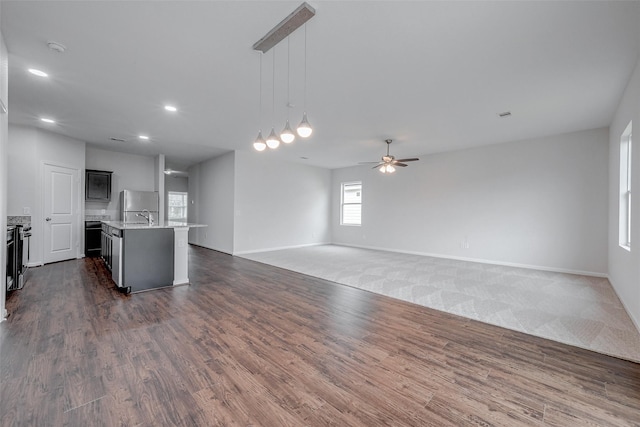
[280, 37, 295, 144]
[266, 48, 280, 149]
[253, 53, 267, 151]
[297, 24, 313, 138]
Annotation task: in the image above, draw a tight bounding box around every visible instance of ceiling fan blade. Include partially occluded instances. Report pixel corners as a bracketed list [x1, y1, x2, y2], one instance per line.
[358, 161, 381, 165]
[394, 158, 419, 162]
[394, 162, 408, 167]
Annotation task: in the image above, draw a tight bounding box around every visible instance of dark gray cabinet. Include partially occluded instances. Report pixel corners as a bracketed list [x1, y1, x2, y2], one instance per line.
[85, 221, 102, 257]
[86, 169, 112, 201]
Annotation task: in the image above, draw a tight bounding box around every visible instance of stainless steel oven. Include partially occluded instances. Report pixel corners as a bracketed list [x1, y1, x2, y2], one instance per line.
[17, 225, 31, 288]
[6, 224, 30, 292]
[6, 226, 16, 292]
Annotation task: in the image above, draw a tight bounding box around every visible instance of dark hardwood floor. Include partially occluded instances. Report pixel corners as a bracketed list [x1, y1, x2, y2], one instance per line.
[1, 245, 640, 426]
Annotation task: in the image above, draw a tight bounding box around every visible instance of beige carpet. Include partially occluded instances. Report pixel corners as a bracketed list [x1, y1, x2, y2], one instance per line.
[240, 244, 640, 362]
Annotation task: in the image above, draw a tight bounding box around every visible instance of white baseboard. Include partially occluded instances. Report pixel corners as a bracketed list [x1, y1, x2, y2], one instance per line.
[188, 242, 232, 255]
[608, 277, 640, 335]
[336, 243, 608, 278]
[234, 242, 331, 256]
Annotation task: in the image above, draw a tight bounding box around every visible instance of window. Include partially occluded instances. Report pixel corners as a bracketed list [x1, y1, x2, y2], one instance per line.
[168, 191, 188, 222]
[341, 182, 362, 225]
[620, 121, 632, 250]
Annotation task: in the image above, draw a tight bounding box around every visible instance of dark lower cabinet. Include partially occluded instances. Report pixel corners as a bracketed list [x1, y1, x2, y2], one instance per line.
[85, 221, 102, 257]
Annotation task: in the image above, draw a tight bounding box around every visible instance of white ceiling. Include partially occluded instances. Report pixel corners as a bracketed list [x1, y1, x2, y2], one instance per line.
[2, 1, 639, 171]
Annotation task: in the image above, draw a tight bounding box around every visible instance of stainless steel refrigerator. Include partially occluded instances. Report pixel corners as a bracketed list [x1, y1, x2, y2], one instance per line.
[120, 190, 159, 224]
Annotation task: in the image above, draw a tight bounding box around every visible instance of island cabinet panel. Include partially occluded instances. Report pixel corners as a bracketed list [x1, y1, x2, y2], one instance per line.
[122, 228, 174, 292]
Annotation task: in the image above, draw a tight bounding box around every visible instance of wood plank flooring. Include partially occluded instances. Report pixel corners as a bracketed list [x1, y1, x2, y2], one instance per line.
[1, 245, 640, 426]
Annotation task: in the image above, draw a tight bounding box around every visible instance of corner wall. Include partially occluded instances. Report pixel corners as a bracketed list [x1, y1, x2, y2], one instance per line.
[0, 23, 8, 320]
[187, 150, 332, 255]
[332, 128, 609, 275]
[609, 57, 640, 329]
[8, 125, 86, 266]
[188, 151, 235, 254]
[85, 146, 156, 219]
[233, 150, 331, 254]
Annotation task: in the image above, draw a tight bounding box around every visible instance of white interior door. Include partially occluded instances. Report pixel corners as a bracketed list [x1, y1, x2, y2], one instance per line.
[43, 164, 79, 264]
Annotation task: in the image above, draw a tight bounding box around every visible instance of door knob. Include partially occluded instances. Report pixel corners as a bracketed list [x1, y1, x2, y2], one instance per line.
[45, 217, 51, 221]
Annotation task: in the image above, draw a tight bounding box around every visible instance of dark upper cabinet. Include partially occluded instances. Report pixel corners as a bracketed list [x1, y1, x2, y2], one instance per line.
[85, 169, 112, 202]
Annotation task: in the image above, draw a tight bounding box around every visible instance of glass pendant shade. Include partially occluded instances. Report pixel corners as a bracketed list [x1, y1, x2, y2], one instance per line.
[266, 128, 280, 149]
[253, 131, 267, 151]
[297, 112, 313, 138]
[280, 120, 296, 143]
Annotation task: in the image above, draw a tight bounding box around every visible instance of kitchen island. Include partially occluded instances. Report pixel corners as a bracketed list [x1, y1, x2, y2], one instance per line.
[101, 221, 206, 293]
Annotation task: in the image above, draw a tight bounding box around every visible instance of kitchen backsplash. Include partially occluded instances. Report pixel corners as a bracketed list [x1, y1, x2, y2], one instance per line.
[86, 215, 112, 221]
[85, 208, 117, 221]
[7, 215, 31, 225]
[8, 214, 117, 224]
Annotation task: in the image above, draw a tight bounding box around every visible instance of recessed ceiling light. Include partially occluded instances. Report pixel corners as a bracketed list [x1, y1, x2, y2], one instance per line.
[28, 68, 48, 77]
[164, 105, 177, 112]
[40, 117, 55, 124]
[139, 135, 149, 141]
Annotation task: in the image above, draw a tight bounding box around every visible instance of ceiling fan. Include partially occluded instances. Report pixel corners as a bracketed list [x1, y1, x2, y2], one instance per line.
[360, 139, 419, 173]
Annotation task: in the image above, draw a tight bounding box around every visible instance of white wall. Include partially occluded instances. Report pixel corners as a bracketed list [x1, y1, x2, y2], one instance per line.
[8, 125, 86, 265]
[155, 155, 165, 223]
[85, 146, 155, 219]
[233, 150, 331, 254]
[609, 57, 640, 329]
[0, 23, 8, 320]
[165, 175, 188, 193]
[332, 128, 609, 275]
[188, 151, 235, 254]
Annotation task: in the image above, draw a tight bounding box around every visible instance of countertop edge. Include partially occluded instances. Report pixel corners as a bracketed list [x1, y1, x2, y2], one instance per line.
[102, 221, 207, 230]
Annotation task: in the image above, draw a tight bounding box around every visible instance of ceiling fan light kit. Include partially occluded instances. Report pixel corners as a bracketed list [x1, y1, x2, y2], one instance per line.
[361, 139, 420, 174]
[252, 3, 315, 151]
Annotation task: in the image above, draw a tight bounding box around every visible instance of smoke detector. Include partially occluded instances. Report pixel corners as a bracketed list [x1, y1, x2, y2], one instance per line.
[47, 41, 66, 53]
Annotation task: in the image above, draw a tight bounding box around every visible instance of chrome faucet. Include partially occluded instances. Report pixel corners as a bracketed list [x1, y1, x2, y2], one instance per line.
[136, 209, 154, 226]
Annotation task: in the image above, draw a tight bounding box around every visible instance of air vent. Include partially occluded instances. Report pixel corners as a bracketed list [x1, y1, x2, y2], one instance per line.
[109, 137, 126, 142]
[498, 111, 512, 118]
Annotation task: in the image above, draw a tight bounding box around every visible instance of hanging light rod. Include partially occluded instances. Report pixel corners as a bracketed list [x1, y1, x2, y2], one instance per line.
[253, 2, 315, 53]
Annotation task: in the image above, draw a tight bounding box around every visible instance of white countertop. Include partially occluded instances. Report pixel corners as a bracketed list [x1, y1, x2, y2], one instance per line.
[102, 220, 207, 230]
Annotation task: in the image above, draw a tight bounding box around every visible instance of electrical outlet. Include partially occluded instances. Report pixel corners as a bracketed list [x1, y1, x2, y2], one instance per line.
[101, 209, 106, 214]
[23, 207, 31, 215]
